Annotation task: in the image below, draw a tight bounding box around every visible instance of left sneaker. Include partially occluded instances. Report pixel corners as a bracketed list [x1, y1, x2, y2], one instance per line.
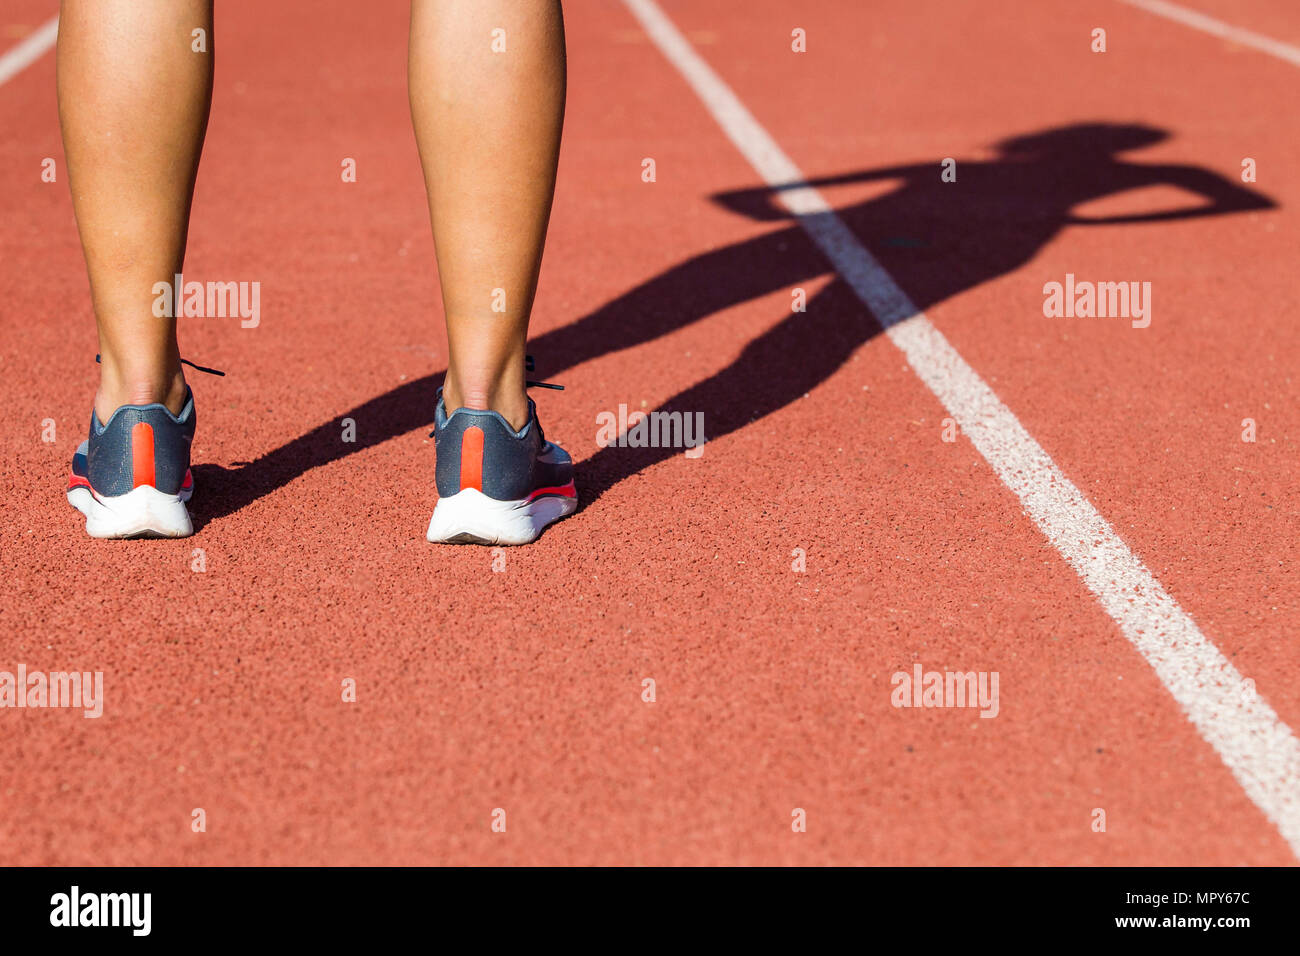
[67, 392, 196, 539]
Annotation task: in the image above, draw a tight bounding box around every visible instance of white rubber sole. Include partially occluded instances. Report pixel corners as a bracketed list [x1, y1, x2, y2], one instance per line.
[426, 488, 577, 546]
[67, 483, 194, 539]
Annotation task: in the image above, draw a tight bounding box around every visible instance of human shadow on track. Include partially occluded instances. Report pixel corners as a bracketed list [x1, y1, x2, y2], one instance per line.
[189, 123, 1274, 528]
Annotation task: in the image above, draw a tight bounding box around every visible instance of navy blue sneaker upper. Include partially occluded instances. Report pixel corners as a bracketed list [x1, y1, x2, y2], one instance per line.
[70, 390, 196, 498]
[433, 390, 573, 501]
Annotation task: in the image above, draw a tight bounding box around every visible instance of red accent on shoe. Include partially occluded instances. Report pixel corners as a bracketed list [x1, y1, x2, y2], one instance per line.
[131, 422, 155, 488]
[459, 426, 484, 492]
[528, 481, 577, 501]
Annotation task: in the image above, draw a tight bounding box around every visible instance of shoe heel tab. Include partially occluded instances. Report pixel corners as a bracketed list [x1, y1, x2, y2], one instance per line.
[441, 404, 533, 439]
[94, 391, 195, 432]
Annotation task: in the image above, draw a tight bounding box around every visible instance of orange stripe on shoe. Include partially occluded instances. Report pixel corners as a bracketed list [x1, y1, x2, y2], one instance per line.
[459, 426, 484, 492]
[131, 422, 156, 488]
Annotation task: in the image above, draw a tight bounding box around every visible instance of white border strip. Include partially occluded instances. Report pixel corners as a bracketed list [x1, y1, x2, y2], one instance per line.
[1121, 0, 1300, 68]
[0, 15, 57, 88]
[621, 0, 1300, 856]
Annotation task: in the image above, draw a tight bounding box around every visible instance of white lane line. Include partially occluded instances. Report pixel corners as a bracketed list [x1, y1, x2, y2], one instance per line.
[0, 14, 58, 88]
[1121, 0, 1300, 68]
[621, 0, 1300, 857]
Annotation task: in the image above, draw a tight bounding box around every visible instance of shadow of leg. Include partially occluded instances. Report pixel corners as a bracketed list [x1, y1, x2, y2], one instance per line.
[188, 373, 444, 528]
[529, 223, 819, 367]
[576, 279, 879, 509]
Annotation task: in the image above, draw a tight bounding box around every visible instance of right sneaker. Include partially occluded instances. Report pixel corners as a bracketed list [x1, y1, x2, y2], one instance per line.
[426, 390, 577, 545]
[67, 390, 196, 539]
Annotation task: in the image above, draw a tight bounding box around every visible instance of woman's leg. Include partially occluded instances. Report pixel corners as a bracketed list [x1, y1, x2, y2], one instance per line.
[57, 0, 214, 419]
[408, 0, 566, 430]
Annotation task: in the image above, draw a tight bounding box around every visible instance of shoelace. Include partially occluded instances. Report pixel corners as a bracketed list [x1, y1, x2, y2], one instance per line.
[95, 354, 226, 377]
[525, 355, 562, 391]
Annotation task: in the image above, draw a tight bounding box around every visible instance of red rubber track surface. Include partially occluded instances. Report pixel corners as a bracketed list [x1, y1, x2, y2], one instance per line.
[0, 0, 1296, 864]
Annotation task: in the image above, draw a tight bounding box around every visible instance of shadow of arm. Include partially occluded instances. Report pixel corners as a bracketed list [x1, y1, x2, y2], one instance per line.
[1066, 164, 1276, 225]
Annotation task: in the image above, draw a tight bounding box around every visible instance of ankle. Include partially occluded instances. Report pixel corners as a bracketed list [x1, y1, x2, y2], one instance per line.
[443, 373, 529, 431]
[95, 365, 187, 420]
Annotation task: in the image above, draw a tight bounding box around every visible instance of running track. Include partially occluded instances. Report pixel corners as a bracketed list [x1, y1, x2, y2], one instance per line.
[0, 0, 1296, 865]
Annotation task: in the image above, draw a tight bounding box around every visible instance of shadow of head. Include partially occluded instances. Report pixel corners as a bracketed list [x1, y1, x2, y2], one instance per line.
[995, 122, 1167, 161]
